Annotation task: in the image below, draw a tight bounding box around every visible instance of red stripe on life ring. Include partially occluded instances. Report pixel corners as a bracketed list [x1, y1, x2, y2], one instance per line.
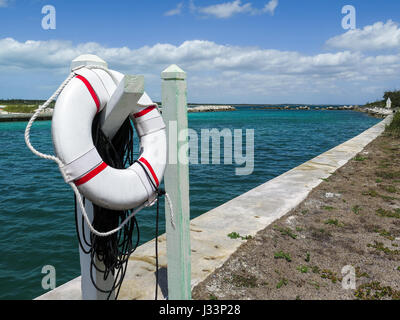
[74, 162, 108, 186]
[139, 156, 159, 187]
[75, 75, 100, 112]
[133, 105, 156, 118]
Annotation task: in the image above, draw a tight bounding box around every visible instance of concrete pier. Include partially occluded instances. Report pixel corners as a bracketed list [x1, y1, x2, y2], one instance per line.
[36, 115, 393, 300]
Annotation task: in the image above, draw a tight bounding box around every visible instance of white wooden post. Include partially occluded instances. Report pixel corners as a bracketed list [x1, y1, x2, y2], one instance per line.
[77, 202, 115, 300]
[161, 64, 192, 300]
[71, 55, 116, 300]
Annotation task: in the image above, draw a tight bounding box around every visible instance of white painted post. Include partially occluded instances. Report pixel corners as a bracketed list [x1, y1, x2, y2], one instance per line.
[386, 97, 392, 109]
[71, 55, 115, 300]
[161, 65, 192, 300]
[76, 202, 115, 300]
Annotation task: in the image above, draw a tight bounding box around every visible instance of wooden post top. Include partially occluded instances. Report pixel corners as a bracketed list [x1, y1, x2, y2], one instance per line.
[161, 64, 186, 80]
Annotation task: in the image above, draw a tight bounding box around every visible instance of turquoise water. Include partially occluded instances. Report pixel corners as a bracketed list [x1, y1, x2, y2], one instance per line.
[0, 109, 379, 299]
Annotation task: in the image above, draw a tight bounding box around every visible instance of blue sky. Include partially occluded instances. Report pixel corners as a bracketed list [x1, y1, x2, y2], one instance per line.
[1, 0, 400, 104]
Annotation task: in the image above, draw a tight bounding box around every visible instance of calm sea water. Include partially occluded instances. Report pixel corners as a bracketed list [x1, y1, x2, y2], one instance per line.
[0, 109, 379, 299]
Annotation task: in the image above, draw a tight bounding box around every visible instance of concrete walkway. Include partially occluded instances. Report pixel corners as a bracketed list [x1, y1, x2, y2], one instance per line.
[36, 115, 392, 300]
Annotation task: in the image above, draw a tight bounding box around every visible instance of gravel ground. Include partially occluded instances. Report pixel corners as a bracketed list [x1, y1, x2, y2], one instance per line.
[193, 132, 400, 300]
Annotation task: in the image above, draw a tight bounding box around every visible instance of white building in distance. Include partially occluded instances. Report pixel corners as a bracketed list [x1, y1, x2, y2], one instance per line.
[386, 97, 392, 109]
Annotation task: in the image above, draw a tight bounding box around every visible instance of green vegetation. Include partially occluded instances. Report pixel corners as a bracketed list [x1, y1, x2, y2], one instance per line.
[363, 101, 385, 109]
[376, 170, 400, 180]
[0, 99, 52, 106]
[0, 99, 56, 114]
[364, 89, 400, 109]
[354, 281, 400, 300]
[374, 228, 395, 241]
[352, 205, 362, 214]
[227, 232, 240, 239]
[274, 251, 292, 262]
[376, 208, 400, 219]
[355, 267, 370, 279]
[386, 111, 400, 137]
[384, 90, 400, 107]
[378, 160, 390, 169]
[3, 105, 38, 113]
[312, 266, 320, 274]
[305, 252, 310, 262]
[227, 232, 252, 240]
[383, 185, 397, 193]
[353, 155, 366, 161]
[362, 189, 378, 197]
[323, 206, 335, 211]
[367, 241, 400, 256]
[308, 281, 320, 290]
[297, 265, 309, 273]
[362, 189, 396, 201]
[276, 278, 288, 289]
[320, 269, 340, 284]
[274, 225, 297, 239]
[324, 218, 343, 227]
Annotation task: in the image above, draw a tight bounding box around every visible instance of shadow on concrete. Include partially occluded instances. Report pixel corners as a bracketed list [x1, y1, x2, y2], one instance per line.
[155, 267, 168, 299]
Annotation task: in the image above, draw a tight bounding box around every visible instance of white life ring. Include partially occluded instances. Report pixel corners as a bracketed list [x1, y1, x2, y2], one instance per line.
[51, 67, 167, 211]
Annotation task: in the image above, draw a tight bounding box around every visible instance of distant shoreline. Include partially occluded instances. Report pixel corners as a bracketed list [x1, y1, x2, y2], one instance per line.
[0, 112, 52, 122]
[0, 104, 395, 122]
[187, 105, 236, 113]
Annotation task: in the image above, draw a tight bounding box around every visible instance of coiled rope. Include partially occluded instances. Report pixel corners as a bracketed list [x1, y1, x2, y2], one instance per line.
[79, 115, 140, 299]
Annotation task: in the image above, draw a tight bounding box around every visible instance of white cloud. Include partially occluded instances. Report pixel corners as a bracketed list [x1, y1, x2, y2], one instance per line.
[0, 34, 399, 103]
[326, 20, 400, 51]
[164, 2, 184, 16]
[0, 0, 9, 8]
[0, 38, 369, 77]
[192, 0, 278, 19]
[196, 0, 251, 18]
[262, 0, 278, 15]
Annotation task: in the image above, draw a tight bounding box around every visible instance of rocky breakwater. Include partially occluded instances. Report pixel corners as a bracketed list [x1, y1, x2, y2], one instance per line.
[356, 106, 395, 118]
[187, 105, 236, 113]
[316, 105, 355, 110]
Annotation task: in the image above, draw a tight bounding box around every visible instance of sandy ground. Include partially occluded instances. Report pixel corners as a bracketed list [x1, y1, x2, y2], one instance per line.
[192, 132, 400, 300]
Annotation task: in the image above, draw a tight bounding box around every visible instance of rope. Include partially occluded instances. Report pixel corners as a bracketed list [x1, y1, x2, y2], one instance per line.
[75, 115, 141, 300]
[165, 192, 176, 230]
[24, 64, 175, 237]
